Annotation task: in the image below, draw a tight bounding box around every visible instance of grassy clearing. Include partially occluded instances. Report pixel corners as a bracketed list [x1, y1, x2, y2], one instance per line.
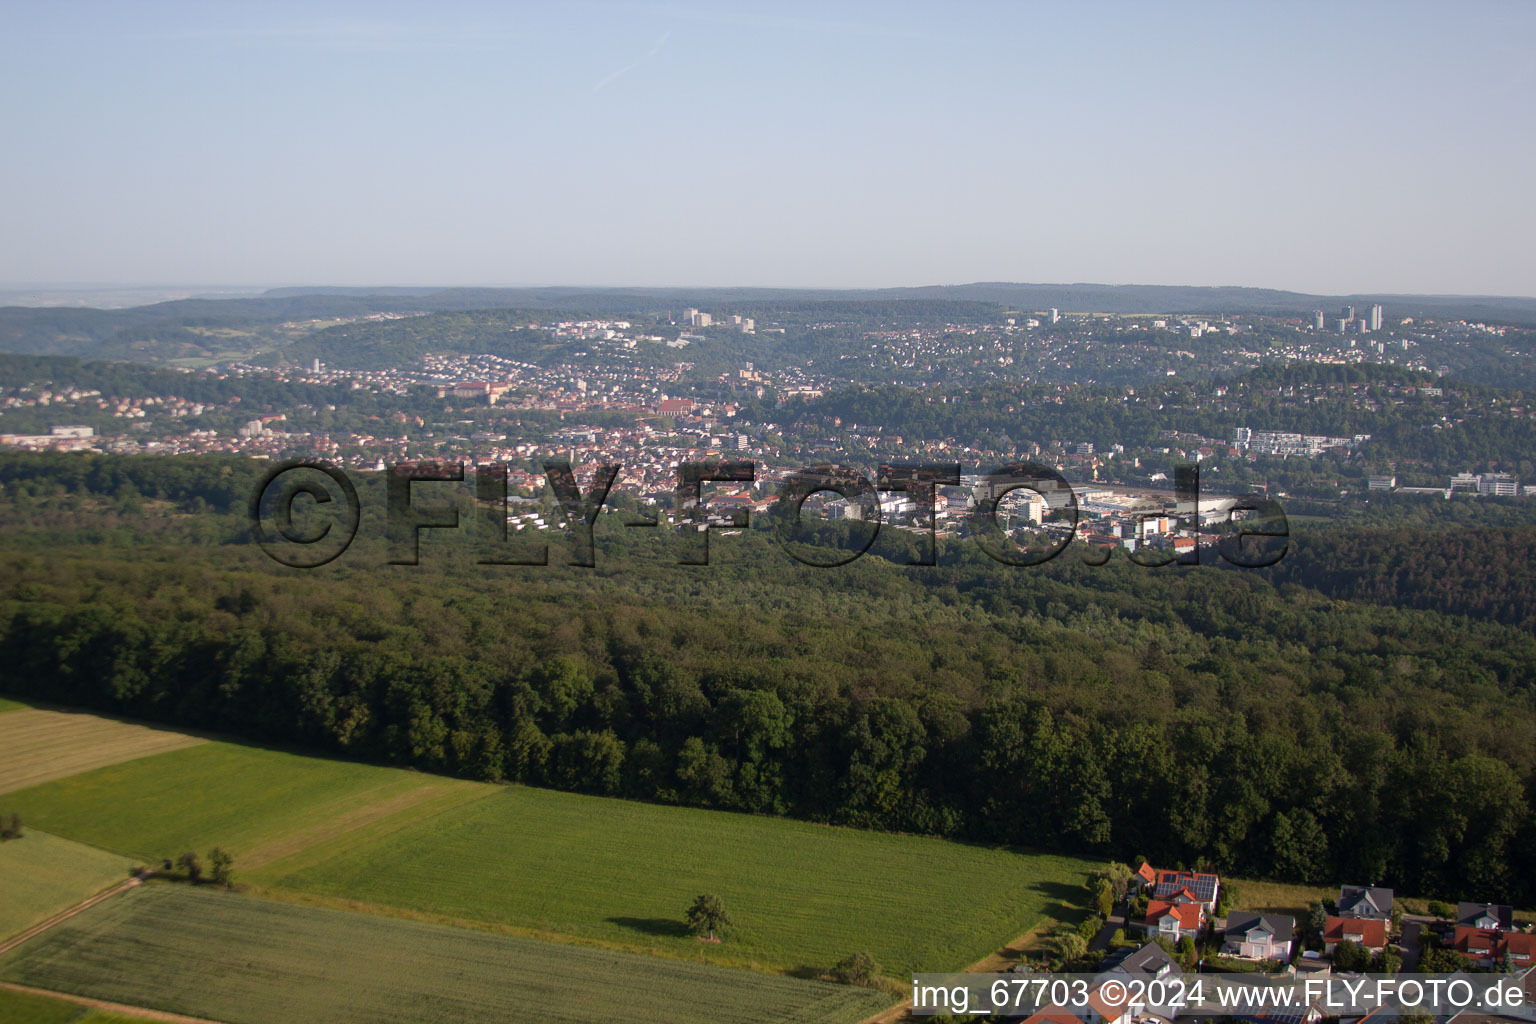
[1226, 878, 1332, 919]
[274, 784, 1096, 977]
[0, 987, 164, 1024]
[1228, 877, 1536, 921]
[0, 697, 27, 713]
[4, 740, 495, 864]
[0, 710, 204, 795]
[0, 831, 133, 941]
[0, 885, 889, 1024]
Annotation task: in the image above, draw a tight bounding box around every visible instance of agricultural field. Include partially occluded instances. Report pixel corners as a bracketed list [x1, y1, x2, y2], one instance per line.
[3, 740, 493, 866]
[271, 784, 1096, 976]
[0, 709, 204, 795]
[3, 706, 1095, 984]
[0, 696, 27, 713]
[0, 885, 890, 1024]
[0, 831, 133, 942]
[0, 986, 162, 1024]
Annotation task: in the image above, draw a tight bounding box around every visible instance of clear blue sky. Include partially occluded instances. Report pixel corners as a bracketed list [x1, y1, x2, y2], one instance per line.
[2, 1, 1533, 295]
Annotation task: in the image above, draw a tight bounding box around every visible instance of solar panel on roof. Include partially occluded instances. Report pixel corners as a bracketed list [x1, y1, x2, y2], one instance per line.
[1153, 870, 1217, 901]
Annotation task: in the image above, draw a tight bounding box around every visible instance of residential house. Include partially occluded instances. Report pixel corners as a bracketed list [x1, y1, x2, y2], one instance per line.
[1224, 912, 1296, 961]
[1099, 943, 1184, 1022]
[1100, 941, 1183, 984]
[1023, 1012, 1093, 1024]
[1458, 903, 1514, 931]
[1146, 897, 1204, 941]
[1221, 976, 1324, 1024]
[1337, 885, 1393, 921]
[1152, 869, 1221, 914]
[1084, 982, 1132, 1024]
[1452, 927, 1534, 970]
[1232, 1007, 1323, 1024]
[1323, 916, 1388, 953]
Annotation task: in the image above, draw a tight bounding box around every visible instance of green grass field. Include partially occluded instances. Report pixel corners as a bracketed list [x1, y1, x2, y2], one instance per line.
[0, 831, 133, 941]
[0, 709, 206, 796]
[0, 987, 161, 1024]
[3, 740, 493, 865]
[271, 784, 1095, 976]
[0, 697, 27, 713]
[0, 885, 889, 1024]
[5, 708, 1094, 982]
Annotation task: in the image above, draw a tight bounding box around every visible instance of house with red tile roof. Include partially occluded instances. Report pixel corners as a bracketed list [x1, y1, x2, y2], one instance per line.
[1151, 868, 1221, 913]
[1085, 982, 1133, 1024]
[1145, 897, 1204, 941]
[1453, 926, 1536, 969]
[1323, 915, 1387, 952]
[1023, 1010, 1092, 1024]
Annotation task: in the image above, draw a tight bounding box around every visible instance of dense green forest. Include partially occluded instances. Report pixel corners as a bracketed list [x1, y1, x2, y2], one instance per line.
[0, 354, 363, 408]
[1, 452, 1533, 906]
[1269, 523, 1536, 632]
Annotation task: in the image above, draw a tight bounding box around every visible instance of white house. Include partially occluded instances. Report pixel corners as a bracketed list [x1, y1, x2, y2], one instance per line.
[1223, 912, 1295, 961]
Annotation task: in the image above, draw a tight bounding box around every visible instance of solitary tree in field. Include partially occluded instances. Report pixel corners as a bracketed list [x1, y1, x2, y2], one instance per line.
[177, 851, 202, 882]
[208, 848, 234, 888]
[832, 952, 880, 987]
[686, 894, 733, 941]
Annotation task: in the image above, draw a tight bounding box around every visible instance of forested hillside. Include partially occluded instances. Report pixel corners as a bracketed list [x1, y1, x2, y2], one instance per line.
[0, 453, 1532, 905]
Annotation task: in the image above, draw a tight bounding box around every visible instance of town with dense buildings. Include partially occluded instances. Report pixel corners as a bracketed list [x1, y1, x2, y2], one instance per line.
[2, 307, 1534, 543]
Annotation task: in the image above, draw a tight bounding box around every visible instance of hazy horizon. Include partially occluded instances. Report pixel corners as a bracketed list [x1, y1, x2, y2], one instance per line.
[3, 279, 1535, 305]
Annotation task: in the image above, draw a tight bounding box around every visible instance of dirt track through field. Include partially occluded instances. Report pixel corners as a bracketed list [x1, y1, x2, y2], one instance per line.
[855, 919, 1057, 1024]
[239, 779, 487, 870]
[0, 980, 226, 1023]
[0, 874, 226, 1022]
[0, 876, 140, 958]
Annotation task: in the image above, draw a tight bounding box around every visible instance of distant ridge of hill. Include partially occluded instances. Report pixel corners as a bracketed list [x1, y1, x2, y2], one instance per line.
[260, 282, 1536, 321]
[2, 282, 1534, 363]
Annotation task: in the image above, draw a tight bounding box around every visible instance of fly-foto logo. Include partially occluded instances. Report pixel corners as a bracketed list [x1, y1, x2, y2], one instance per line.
[250, 460, 1288, 570]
